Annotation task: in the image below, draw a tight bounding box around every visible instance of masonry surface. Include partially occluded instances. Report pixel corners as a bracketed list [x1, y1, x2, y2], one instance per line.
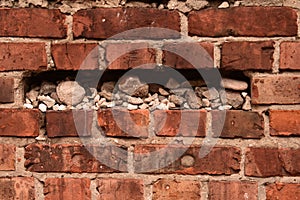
[0, 0, 300, 200]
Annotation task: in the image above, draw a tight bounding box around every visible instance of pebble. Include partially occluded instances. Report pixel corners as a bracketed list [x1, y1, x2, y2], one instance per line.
[169, 94, 184, 106]
[133, 84, 149, 98]
[158, 87, 169, 96]
[186, 0, 209, 10]
[38, 103, 47, 112]
[40, 81, 56, 95]
[24, 103, 33, 109]
[221, 78, 248, 91]
[202, 87, 219, 100]
[118, 76, 144, 95]
[26, 89, 38, 103]
[127, 104, 138, 110]
[128, 96, 143, 105]
[38, 95, 56, 108]
[202, 98, 210, 107]
[218, 1, 230, 8]
[166, 78, 180, 89]
[101, 81, 115, 93]
[242, 96, 252, 111]
[185, 90, 202, 109]
[139, 103, 149, 109]
[170, 88, 188, 96]
[225, 91, 244, 109]
[99, 90, 112, 101]
[56, 81, 86, 106]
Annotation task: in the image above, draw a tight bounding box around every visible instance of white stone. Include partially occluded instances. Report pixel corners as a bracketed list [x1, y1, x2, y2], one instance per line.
[221, 78, 248, 91]
[38, 103, 47, 112]
[218, 1, 230, 8]
[127, 104, 138, 110]
[242, 96, 252, 111]
[23, 103, 33, 109]
[58, 105, 67, 111]
[38, 95, 56, 108]
[139, 103, 149, 110]
[56, 81, 86, 106]
[241, 92, 248, 98]
[53, 104, 59, 111]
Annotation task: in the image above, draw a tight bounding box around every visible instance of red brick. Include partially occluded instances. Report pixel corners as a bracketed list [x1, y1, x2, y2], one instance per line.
[280, 42, 300, 70]
[97, 179, 144, 200]
[0, 144, 15, 171]
[245, 147, 300, 177]
[153, 179, 201, 200]
[52, 43, 99, 70]
[0, 8, 67, 38]
[211, 111, 264, 139]
[134, 145, 241, 175]
[208, 181, 258, 200]
[251, 75, 300, 104]
[46, 110, 93, 137]
[266, 183, 300, 200]
[44, 178, 91, 200]
[105, 43, 156, 70]
[270, 110, 300, 136]
[188, 7, 297, 37]
[98, 109, 149, 138]
[221, 41, 274, 70]
[0, 177, 35, 200]
[153, 110, 206, 137]
[162, 42, 214, 69]
[0, 109, 41, 137]
[24, 144, 127, 172]
[0, 43, 47, 71]
[0, 77, 14, 103]
[73, 8, 180, 39]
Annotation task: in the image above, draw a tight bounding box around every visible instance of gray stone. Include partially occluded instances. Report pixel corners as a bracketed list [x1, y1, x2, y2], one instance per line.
[242, 96, 252, 111]
[180, 155, 195, 167]
[169, 94, 184, 106]
[225, 91, 244, 109]
[186, 0, 209, 10]
[118, 76, 144, 95]
[40, 81, 56, 95]
[166, 78, 181, 89]
[26, 89, 39, 103]
[56, 81, 86, 106]
[170, 88, 189, 96]
[202, 87, 219, 100]
[133, 84, 149, 98]
[128, 96, 143, 105]
[185, 90, 202, 109]
[221, 78, 248, 91]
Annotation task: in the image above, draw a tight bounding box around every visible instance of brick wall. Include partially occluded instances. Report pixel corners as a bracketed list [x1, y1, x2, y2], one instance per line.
[0, 0, 299, 199]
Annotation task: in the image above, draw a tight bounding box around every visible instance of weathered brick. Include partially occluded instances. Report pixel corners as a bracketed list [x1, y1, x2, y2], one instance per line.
[251, 75, 300, 104]
[0, 77, 14, 103]
[24, 144, 127, 172]
[153, 110, 206, 137]
[0, 144, 15, 171]
[0, 177, 35, 200]
[97, 179, 144, 200]
[105, 43, 156, 70]
[44, 178, 91, 200]
[162, 42, 214, 69]
[270, 110, 300, 136]
[52, 43, 99, 70]
[211, 111, 264, 139]
[0, 8, 67, 38]
[209, 181, 258, 200]
[280, 42, 300, 70]
[134, 145, 241, 175]
[0, 43, 47, 71]
[46, 110, 93, 137]
[153, 179, 201, 200]
[221, 41, 274, 70]
[245, 147, 300, 177]
[98, 109, 149, 138]
[188, 7, 297, 37]
[266, 183, 300, 200]
[73, 8, 180, 39]
[0, 109, 41, 137]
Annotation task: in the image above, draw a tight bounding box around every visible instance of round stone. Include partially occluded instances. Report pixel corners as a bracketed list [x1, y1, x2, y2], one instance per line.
[180, 155, 195, 167]
[56, 81, 86, 106]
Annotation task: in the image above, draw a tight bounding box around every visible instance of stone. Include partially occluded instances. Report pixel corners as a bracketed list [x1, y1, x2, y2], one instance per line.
[241, 92, 248, 98]
[242, 96, 252, 111]
[101, 81, 115, 93]
[185, 90, 202, 109]
[88, 88, 97, 99]
[220, 78, 248, 91]
[118, 76, 144, 95]
[56, 81, 86, 106]
[149, 83, 161, 93]
[169, 94, 184, 106]
[202, 87, 219, 100]
[127, 104, 138, 110]
[158, 87, 169, 96]
[38, 95, 56, 108]
[218, 1, 230, 8]
[50, 92, 61, 104]
[24, 103, 33, 109]
[26, 89, 39, 103]
[128, 97, 143, 105]
[170, 88, 189, 96]
[133, 84, 149, 98]
[38, 103, 47, 112]
[186, 0, 209, 10]
[181, 155, 195, 167]
[40, 81, 56, 95]
[166, 78, 181, 89]
[99, 90, 112, 101]
[225, 91, 244, 109]
[202, 98, 210, 107]
[139, 103, 149, 109]
[157, 103, 169, 110]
